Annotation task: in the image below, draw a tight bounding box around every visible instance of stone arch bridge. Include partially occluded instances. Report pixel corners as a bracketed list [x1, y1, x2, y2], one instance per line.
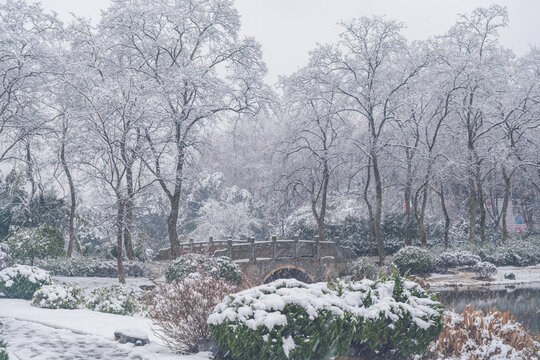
[157, 236, 356, 284]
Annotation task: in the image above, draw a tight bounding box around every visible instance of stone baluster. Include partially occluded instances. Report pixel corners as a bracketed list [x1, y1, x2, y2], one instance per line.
[272, 235, 277, 259]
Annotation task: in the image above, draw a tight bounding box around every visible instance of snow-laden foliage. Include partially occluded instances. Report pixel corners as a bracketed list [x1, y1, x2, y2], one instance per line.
[6, 224, 64, 265]
[473, 261, 497, 280]
[0, 243, 10, 270]
[434, 251, 481, 271]
[165, 253, 241, 284]
[338, 273, 444, 357]
[150, 273, 240, 353]
[209, 274, 443, 359]
[425, 306, 540, 359]
[86, 286, 138, 315]
[35, 257, 146, 278]
[346, 258, 379, 280]
[209, 279, 355, 360]
[393, 246, 435, 274]
[31, 283, 85, 309]
[474, 239, 540, 267]
[0, 265, 51, 299]
[0, 321, 7, 360]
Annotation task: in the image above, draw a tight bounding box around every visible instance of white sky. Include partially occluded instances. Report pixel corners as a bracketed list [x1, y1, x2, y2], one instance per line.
[38, 0, 540, 83]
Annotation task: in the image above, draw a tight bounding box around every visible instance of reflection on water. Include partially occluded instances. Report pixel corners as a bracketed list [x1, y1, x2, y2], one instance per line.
[436, 287, 540, 333]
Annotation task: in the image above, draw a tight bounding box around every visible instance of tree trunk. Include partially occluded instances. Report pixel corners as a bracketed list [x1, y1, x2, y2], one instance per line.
[371, 151, 385, 263]
[476, 173, 486, 244]
[501, 167, 511, 242]
[166, 145, 185, 257]
[60, 139, 77, 257]
[467, 148, 477, 243]
[363, 159, 374, 257]
[437, 184, 451, 248]
[123, 165, 136, 260]
[404, 165, 413, 246]
[311, 166, 329, 242]
[116, 197, 126, 284]
[418, 181, 429, 247]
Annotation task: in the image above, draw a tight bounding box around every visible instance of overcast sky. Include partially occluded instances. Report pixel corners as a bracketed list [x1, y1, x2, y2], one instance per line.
[38, 0, 540, 83]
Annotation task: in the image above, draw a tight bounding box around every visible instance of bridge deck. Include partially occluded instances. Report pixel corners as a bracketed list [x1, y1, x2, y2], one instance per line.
[175, 236, 356, 262]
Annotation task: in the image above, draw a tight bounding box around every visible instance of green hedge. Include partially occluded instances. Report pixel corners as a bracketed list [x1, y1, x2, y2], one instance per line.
[0, 265, 51, 299]
[86, 286, 138, 315]
[393, 246, 434, 274]
[209, 280, 355, 359]
[340, 273, 444, 357]
[209, 273, 444, 359]
[32, 284, 85, 309]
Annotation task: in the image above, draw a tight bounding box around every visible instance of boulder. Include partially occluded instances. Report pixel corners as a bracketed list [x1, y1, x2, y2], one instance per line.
[196, 338, 219, 355]
[114, 329, 149, 346]
[504, 272, 516, 280]
[139, 284, 156, 291]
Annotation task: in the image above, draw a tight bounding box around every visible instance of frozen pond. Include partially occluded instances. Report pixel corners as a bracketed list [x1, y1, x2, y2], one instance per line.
[436, 286, 540, 332]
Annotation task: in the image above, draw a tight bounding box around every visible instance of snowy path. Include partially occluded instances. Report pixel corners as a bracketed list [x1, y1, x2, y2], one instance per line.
[3, 317, 149, 360]
[0, 299, 211, 360]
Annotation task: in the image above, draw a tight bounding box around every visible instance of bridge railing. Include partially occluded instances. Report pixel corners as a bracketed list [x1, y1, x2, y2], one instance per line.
[175, 236, 355, 262]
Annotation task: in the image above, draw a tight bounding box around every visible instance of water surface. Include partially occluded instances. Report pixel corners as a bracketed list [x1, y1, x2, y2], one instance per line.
[436, 287, 540, 333]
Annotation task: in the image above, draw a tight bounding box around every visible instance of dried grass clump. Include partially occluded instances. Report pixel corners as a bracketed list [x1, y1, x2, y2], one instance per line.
[428, 305, 540, 359]
[149, 273, 239, 353]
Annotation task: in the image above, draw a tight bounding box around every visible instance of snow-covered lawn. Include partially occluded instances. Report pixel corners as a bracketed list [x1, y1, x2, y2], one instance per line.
[427, 264, 540, 290]
[0, 299, 210, 360]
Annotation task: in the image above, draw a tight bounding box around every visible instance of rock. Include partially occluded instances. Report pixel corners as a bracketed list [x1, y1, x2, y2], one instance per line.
[114, 329, 149, 346]
[139, 284, 156, 291]
[196, 338, 219, 355]
[504, 272, 516, 280]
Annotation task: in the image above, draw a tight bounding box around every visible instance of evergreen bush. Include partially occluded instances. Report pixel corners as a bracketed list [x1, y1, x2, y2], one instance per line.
[31, 283, 85, 309]
[6, 224, 64, 265]
[86, 286, 138, 315]
[473, 261, 497, 280]
[209, 279, 355, 360]
[165, 253, 241, 284]
[393, 246, 434, 274]
[339, 272, 444, 357]
[0, 265, 51, 299]
[0, 321, 7, 360]
[209, 274, 443, 359]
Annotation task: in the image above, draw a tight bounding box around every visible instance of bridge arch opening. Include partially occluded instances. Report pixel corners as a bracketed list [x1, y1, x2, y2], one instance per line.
[263, 266, 314, 284]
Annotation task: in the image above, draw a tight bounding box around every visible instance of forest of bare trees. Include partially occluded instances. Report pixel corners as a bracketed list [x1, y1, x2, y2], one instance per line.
[1, 0, 539, 277]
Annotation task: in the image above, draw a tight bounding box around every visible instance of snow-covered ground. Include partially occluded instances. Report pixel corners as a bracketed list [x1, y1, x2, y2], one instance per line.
[0, 299, 210, 360]
[427, 264, 540, 291]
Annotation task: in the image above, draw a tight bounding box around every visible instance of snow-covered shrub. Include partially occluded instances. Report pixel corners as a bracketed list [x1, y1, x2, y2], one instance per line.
[165, 253, 241, 284]
[338, 272, 444, 357]
[473, 261, 497, 280]
[0, 243, 10, 270]
[393, 246, 434, 274]
[86, 286, 138, 315]
[433, 251, 481, 272]
[0, 321, 7, 360]
[475, 239, 540, 267]
[209, 279, 355, 360]
[426, 306, 540, 359]
[347, 258, 378, 280]
[434, 252, 459, 270]
[150, 273, 239, 353]
[455, 251, 481, 267]
[6, 224, 64, 265]
[31, 283, 85, 309]
[35, 257, 146, 278]
[0, 265, 51, 299]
